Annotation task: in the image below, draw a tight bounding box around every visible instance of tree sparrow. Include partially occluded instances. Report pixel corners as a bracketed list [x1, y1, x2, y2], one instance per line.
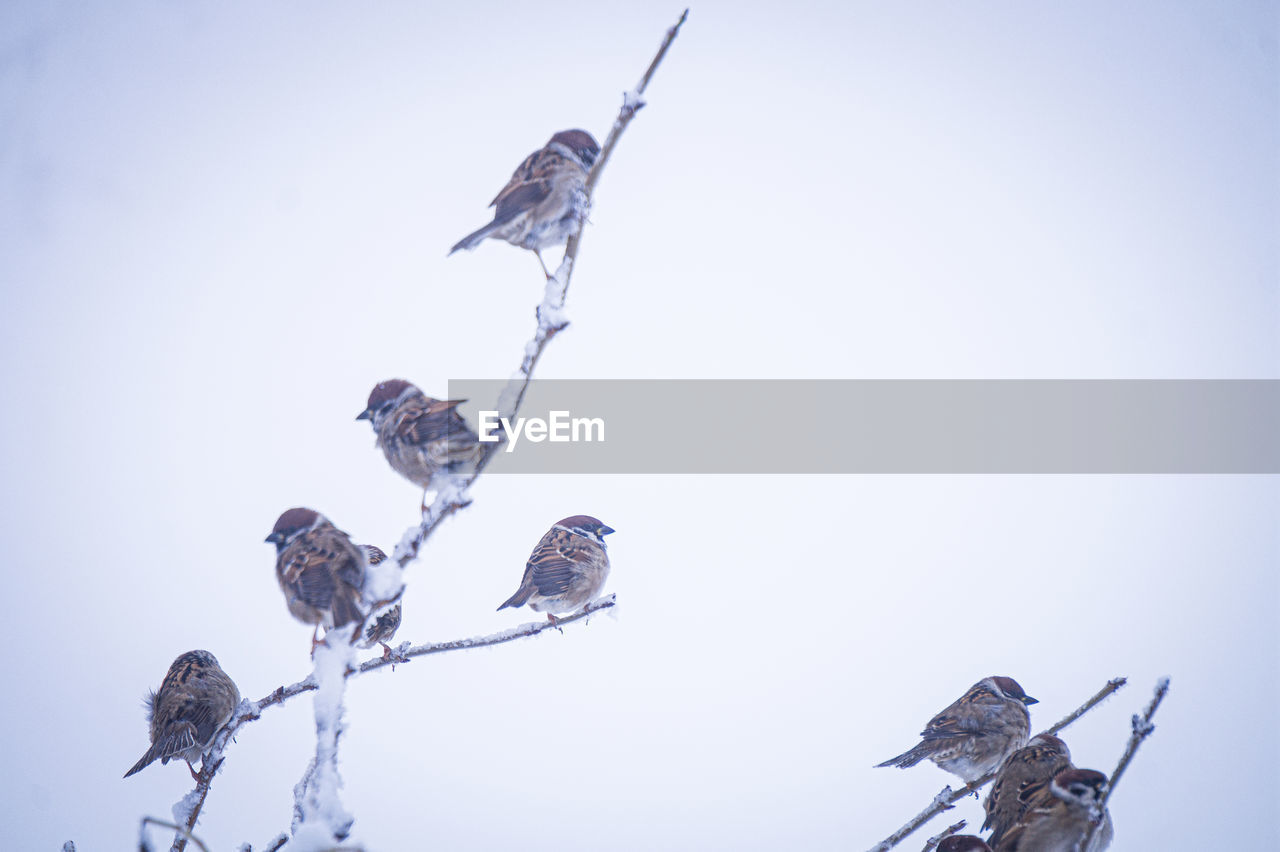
[357, 379, 481, 508]
[498, 515, 614, 622]
[983, 733, 1074, 846]
[266, 508, 368, 649]
[876, 676, 1038, 783]
[124, 650, 240, 779]
[449, 129, 600, 278]
[993, 768, 1114, 852]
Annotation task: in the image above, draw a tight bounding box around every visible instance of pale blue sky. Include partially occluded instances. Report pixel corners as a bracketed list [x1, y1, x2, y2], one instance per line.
[1, 2, 1276, 850]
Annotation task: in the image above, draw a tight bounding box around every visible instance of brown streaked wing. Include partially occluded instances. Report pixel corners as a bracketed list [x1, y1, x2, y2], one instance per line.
[492, 180, 552, 225]
[488, 148, 543, 207]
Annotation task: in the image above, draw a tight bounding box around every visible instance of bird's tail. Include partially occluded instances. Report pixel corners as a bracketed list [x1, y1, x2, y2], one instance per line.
[449, 221, 500, 255]
[874, 742, 931, 770]
[496, 587, 532, 611]
[123, 722, 197, 778]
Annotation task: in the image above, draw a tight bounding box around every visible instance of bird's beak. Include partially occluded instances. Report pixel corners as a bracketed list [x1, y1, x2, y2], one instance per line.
[265, 532, 282, 544]
[356, 409, 371, 421]
[1023, 695, 1039, 706]
[600, 526, 616, 536]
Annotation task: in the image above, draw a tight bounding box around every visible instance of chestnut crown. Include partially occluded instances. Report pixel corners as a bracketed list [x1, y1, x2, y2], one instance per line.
[990, 676, 1037, 705]
[556, 515, 615, 540]
[358, 379, 417, 420]
[266, 507, 321, 546]
[548, 129, 600, 168]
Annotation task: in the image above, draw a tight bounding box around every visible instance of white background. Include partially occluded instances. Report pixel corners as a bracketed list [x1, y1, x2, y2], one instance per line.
[2, 1, 1276, 849]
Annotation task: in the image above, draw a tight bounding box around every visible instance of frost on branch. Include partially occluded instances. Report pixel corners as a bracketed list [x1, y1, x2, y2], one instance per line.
[143, 9, 684, 848]
[289, 632, 359, 846]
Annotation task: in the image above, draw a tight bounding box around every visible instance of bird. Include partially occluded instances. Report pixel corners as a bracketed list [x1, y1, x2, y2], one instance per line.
[124, 650, 240, 780]
[497, 515, 614, 622]
[937, 837, 992, 852]
[875, 676, 1038, 784]
[357, 379, 482, 509]
[358, 544, 403, 658]
[266, 508, 368, 651]
[984, 733, 1074, 847]
[993, 768, 1114, 852]
[449, 129, 600, 278]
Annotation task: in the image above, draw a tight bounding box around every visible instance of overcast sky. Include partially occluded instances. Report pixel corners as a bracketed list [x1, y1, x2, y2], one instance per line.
[1, 1, 1277, 850]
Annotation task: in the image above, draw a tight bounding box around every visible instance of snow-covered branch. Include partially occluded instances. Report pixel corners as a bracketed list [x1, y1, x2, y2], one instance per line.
[152, 12, 682, 848]
[393, 8, 689, 570]
[166, 595, 617, 849]
[864, 676, 1129, 852]
[289, 637, 359, 847]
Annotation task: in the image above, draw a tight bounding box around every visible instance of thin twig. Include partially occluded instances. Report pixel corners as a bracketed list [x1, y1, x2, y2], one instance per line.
[139, 816, 208, 852]
[864, 677, 1128, 852]
[358, 594, 616, 675]
[1084, 677, 1169, 847]
[167, 596, 617, 849]
[920, 820, 967, 851]
[565, 7, 689, 257]
[394, 8, 689, 570]
[1044, 677, 1128, 736]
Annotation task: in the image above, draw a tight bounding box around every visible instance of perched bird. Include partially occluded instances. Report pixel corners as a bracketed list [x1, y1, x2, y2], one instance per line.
[449, 129, 600, 278]
[938, 837, 992, 852]
[358, 544, 403, 657]
[358, 379, 481, 509]
[875, 676, 1038, 783]
[993, 768, 1114, 852]
[266, 508, 367, 650]
[124, 650, 240, 780]
[984, 733, 1074, 847]
[498, 515, 614, 622]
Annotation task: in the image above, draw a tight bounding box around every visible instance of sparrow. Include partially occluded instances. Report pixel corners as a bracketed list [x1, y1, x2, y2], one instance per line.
[124, 650, 240, 780]
[983, 733, 1074, 847]
[993, 768, 1114, 852]
[358, 379, 482, 508]
[937, 837, 992, 852]
[875, 676, 1038, 784]
[266, 508, 367, 650]
[498, 515, 614, 622]
[449, 129, 600, 278]
[358, 544, 403, 657]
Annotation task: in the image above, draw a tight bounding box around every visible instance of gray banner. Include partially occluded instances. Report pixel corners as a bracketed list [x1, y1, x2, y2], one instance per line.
[444, 380, 1280, 473]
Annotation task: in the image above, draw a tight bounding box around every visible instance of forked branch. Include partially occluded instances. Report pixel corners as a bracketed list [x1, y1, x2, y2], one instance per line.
[865, 677, 1129, 852]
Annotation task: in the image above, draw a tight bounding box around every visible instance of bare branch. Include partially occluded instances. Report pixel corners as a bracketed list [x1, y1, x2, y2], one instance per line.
[394, 8, 689, 570]
[864, 676, 1128, 852]
[1044, 677, 1128, 736]
[573, 8, 690, 206]
[1084, 677, 1169, 848]
[921, 820, 967, 851]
